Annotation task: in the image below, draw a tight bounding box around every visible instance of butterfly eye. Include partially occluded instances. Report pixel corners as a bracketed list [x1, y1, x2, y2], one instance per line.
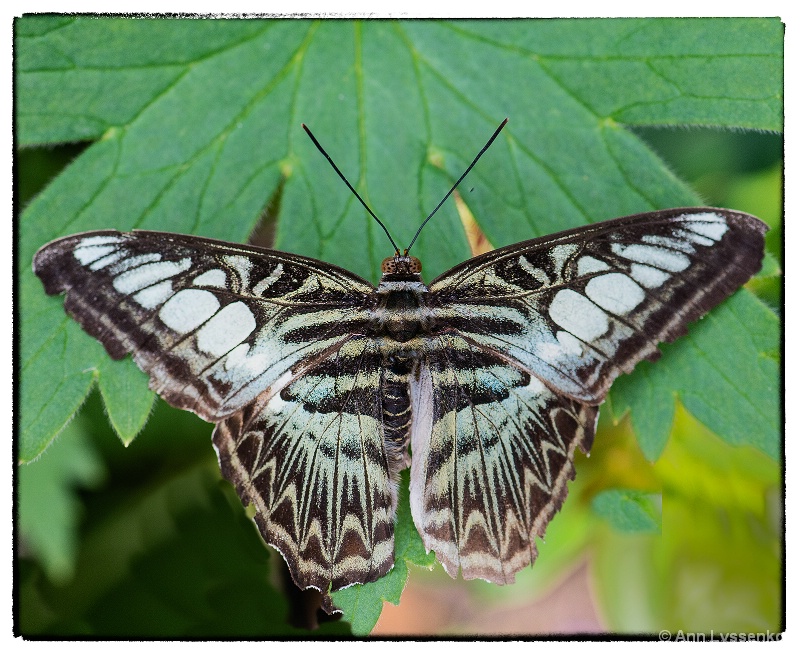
[381, 256, 422, 274]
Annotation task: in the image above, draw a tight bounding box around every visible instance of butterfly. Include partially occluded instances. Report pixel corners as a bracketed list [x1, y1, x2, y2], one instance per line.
[32, 121, 767, 612]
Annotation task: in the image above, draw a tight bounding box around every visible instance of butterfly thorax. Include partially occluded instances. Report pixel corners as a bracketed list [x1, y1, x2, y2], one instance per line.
[372, 254, 435, 344]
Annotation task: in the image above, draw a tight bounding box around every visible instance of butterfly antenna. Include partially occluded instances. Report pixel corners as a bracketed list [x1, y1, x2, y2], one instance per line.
[302, 124, 400, 254]
[405, 118, 508, 254]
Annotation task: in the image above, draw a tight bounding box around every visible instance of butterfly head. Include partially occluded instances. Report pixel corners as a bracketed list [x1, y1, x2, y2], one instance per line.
[381, 253, 422, 276]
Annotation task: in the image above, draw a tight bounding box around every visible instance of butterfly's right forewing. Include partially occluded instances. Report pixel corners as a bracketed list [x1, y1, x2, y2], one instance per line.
[428, 209, 767, 404]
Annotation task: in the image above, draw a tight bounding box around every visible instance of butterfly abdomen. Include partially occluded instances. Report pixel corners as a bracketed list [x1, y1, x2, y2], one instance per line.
[380, 357, 415, 470]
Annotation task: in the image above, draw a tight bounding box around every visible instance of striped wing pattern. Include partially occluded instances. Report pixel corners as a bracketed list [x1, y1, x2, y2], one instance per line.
[213, 337, 398, 612]
[33, 207, 767, 609]
[33, 231, 397, 606]
[409, 334, 598, 583]
[412, 209, 766, 580]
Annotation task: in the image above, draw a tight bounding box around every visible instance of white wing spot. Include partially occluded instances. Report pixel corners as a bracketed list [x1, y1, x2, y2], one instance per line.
[612, 243, 690, 272]
[159, 288, 220, 333]
[673, 227, 714, 247]
[585, 273, 645, 315]
[113, 258, 192, 295]
[74, 244, 116, 266]
[253, 263, 285, 295]
[577, 256, 611, 276]
[683, 213, 728, 241]
[641, 234, 695, 254]
[132, 280, 174, 309]
[556, 330, 584, 356]
[193, 269, 227, 288]
[223, 343, 250, 371]
[223, 255, 253, 288]
[630, 263, 670, 289]
[549, 289, 609, 342]
[87, 250, 126, 270]
[549, 243, 579, 268]
[112, 252, 162, 273]
[74, 234, 123, 263]
[197, 301, 257, 357]
[266, 370, 295, 412]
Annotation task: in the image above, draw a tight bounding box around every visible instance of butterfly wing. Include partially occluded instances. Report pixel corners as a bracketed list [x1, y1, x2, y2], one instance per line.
[34, 231, 398, 608]
[428, 208, 767, 403]
[213, 336, 398, 611]
[412, 208, 766, 581]
[410, 333, 597, 584]
[33, 230, 376, 421]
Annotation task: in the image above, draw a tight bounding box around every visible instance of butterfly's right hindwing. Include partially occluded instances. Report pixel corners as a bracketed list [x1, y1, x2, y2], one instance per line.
[409, 333, 597, 585]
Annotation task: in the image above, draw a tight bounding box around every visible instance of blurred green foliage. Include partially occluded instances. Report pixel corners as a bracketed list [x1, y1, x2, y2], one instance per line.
[17, 17, 782, 636]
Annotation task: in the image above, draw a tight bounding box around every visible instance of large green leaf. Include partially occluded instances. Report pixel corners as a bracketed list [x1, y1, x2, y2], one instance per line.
[17, 17, 783, 634]
[19, 18, 781, 460]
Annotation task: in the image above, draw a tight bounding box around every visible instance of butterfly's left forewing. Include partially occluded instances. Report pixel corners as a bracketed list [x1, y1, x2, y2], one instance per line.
[34, 231, 377, 421]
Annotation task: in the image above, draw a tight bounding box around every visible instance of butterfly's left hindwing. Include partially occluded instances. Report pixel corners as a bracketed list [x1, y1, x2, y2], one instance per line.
[213, 337, 397, 611]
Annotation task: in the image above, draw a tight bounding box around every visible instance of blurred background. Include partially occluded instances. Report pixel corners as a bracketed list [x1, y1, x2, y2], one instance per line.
[16, 125, 782, 636]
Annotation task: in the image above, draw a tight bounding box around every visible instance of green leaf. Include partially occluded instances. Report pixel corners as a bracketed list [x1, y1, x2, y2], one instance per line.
[592, 489, 661, 534]
[17, 17, 783, 633]
[16, 18, 273, 144]
[96, 357, 156, 446]
[18, 416, 106, 583]
[611, 289, 780, 461]
[332, 468, 436, 635]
